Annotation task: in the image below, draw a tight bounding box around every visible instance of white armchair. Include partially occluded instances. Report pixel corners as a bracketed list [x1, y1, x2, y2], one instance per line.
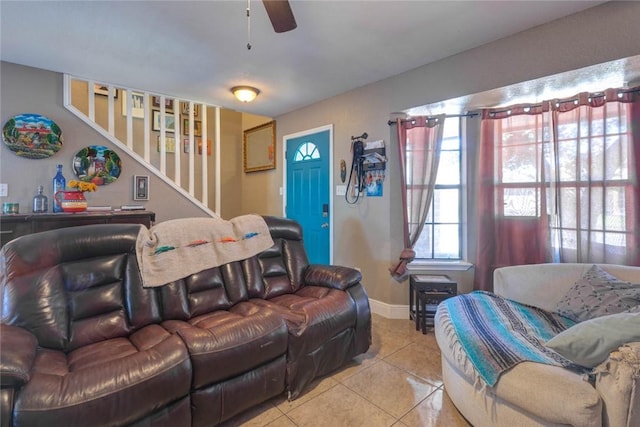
[435, 263, 640, 427]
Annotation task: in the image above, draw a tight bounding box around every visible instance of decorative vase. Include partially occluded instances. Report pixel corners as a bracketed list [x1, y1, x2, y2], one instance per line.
[54, 190, 88, 213]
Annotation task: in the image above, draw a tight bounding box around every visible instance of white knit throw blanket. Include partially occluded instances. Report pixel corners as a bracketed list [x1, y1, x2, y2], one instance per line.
[136, 215, 274, 288]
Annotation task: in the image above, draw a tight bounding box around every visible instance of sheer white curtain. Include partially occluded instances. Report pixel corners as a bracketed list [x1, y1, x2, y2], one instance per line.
[548, 88, 640, 265]
[390, 115, 445, 281]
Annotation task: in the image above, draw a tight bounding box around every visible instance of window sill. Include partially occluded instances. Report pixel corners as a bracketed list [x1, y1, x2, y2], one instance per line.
[407, 260, 474, 272]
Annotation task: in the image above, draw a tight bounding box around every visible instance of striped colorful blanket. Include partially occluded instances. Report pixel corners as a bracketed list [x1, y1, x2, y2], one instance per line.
[136, 215, 274, 288]
[442, 291, 588, 386]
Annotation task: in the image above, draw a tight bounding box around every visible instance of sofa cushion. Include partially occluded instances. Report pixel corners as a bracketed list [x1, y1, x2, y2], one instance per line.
[251, 286, 356, 358]
[435, 304, 603, 426]
[554, 265, 640, 322]
[13, 324, 191, 427]
[248, 286, 358, 399]
[162, 302, 288, 389]
[545, 312, 640, 367]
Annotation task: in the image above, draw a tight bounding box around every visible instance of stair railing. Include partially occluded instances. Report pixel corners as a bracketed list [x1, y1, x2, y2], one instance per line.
[63, 74, 220, 216]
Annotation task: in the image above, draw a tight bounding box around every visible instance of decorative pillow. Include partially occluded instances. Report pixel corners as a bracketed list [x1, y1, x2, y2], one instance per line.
[545, 312, 640, 367]
[554, 265, 640, 322]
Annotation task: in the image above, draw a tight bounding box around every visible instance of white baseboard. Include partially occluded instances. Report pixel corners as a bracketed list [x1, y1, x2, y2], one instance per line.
[368, 298, 410, 319]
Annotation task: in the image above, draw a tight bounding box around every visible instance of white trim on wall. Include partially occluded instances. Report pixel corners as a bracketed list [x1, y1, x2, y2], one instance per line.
[368, 298, 410, 319]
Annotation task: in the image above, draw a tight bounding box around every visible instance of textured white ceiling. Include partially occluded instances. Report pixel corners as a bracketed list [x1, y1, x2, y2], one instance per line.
[0, 1, 608, 117]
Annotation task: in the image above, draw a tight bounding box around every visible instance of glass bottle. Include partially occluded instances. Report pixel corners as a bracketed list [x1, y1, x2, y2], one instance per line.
[52, 164, 66, 213]
[32, 185, 48, 213]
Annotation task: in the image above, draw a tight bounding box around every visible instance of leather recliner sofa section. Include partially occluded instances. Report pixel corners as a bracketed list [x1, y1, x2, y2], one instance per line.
[0, 216, 371, 426]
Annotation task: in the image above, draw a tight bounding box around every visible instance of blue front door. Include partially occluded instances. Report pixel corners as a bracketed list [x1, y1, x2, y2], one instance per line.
[286, 129, 330, 264]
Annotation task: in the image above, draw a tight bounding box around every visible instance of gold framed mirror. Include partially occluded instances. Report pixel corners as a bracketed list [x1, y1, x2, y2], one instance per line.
[243, 120, 276, 173]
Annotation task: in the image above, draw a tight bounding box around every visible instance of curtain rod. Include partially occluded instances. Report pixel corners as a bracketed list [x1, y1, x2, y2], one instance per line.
[387, 112, 478, 126]
[484, 87, 640, 116]
[388, 87, 640, 126]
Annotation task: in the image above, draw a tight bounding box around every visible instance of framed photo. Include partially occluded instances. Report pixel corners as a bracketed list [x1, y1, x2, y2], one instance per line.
[152, 96, 174, 112]
[94, 84, 118, 98]
[122, 91, 144, 118]
[183, 138, 190, 154]
[133, 175, 149, 201]
[181, 102, 199, 117]
[152, 110, 175, 132]
[157, 136, 176, 153]
[183, 119, 202, 137]
[244, 121, 276, 172]
[197, 138, 212, 156]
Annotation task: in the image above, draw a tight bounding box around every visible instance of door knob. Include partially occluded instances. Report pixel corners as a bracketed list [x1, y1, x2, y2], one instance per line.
[321, 223, 329, 228]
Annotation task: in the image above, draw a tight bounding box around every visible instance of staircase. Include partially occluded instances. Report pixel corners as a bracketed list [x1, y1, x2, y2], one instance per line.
[63, 74, 219, 216]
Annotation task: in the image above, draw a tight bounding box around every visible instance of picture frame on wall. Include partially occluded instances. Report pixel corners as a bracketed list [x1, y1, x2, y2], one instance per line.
[183, 119, 202, 137]
[152, 110, 175, 132]
[94, 84, 118, 98]
[152, 96, 174, 112]
[133, 175, 149, 201]
[243, 121, 276, 172]
[197, 138, 212, 156]
[183, 138, 190, 154]
[156, 136, 176, 153]
[122, 91, 145, 118]
[181, 102, 199, 117]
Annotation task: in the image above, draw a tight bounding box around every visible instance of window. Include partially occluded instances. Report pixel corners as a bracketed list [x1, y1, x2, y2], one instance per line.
[413, 117, 462, 259]
[495, 113, 549, 217]
[550, 102, 632, 260]
[294, 142, 320, 162]
[491, 100, 635, 262]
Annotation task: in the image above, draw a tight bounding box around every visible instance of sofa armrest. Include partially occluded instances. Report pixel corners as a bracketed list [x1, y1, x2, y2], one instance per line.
[304, 265, 362, 291]
[0, 324, 37, 388]
[594, 341, 640, 427]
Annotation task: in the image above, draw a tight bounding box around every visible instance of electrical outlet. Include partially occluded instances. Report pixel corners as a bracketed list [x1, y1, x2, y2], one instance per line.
[0, 183, 7, 197]
[336, 185, 346, 196]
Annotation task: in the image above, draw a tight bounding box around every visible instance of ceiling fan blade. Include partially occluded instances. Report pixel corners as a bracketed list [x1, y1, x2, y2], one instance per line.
[262, 0, 297, 33]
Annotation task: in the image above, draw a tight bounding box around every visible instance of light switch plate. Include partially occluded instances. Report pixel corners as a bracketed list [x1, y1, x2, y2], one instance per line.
[336, 185, 346, 196]
[0, 183, 7, 197]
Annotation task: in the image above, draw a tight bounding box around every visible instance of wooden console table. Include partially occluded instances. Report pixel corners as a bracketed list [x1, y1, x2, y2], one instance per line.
[0, 211, 155, 248]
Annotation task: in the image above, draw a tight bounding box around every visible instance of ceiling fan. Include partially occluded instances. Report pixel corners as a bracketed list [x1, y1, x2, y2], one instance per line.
[246, 0, 296, 50]
[262, 0, 297, 33]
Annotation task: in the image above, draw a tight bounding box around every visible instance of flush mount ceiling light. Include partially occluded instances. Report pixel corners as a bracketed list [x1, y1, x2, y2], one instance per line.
[231, 86, 260, 102]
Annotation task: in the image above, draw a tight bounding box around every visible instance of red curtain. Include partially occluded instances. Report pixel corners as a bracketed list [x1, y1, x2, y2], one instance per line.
[475, 106, 551, 291]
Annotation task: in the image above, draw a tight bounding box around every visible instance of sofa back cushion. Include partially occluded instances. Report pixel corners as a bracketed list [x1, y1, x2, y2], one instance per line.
[243, 216, 309, 299]
[158, 261, 248, 320]
[0, 224, 161, 351]
[494, 263, 640, 312]
[156, 216, 310, 318]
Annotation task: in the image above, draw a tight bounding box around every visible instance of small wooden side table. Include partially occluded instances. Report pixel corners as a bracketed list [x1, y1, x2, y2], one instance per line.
[410, 274, 457, 334]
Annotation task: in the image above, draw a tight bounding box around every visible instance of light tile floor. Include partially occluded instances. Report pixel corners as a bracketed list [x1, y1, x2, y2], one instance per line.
[220, 314, 472, 427]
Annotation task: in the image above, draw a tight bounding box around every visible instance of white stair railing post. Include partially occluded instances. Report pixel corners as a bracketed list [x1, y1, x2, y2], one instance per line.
[173, 101, 181, 187]
[201, 104, 208, 206]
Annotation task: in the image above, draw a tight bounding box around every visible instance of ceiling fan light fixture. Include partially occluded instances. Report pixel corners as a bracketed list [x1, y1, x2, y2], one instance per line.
[231, 86, 260, 102]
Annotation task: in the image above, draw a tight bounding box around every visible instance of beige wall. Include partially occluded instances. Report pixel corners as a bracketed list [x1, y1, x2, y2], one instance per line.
[271, 1, 640, 305]
[240, 114, 279, 216]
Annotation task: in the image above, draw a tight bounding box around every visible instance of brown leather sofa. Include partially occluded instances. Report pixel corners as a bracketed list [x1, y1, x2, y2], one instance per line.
[0, 216, 371, 427]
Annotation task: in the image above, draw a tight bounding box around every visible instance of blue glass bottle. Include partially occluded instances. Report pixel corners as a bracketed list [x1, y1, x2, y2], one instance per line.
[52, 164, 66, 213]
